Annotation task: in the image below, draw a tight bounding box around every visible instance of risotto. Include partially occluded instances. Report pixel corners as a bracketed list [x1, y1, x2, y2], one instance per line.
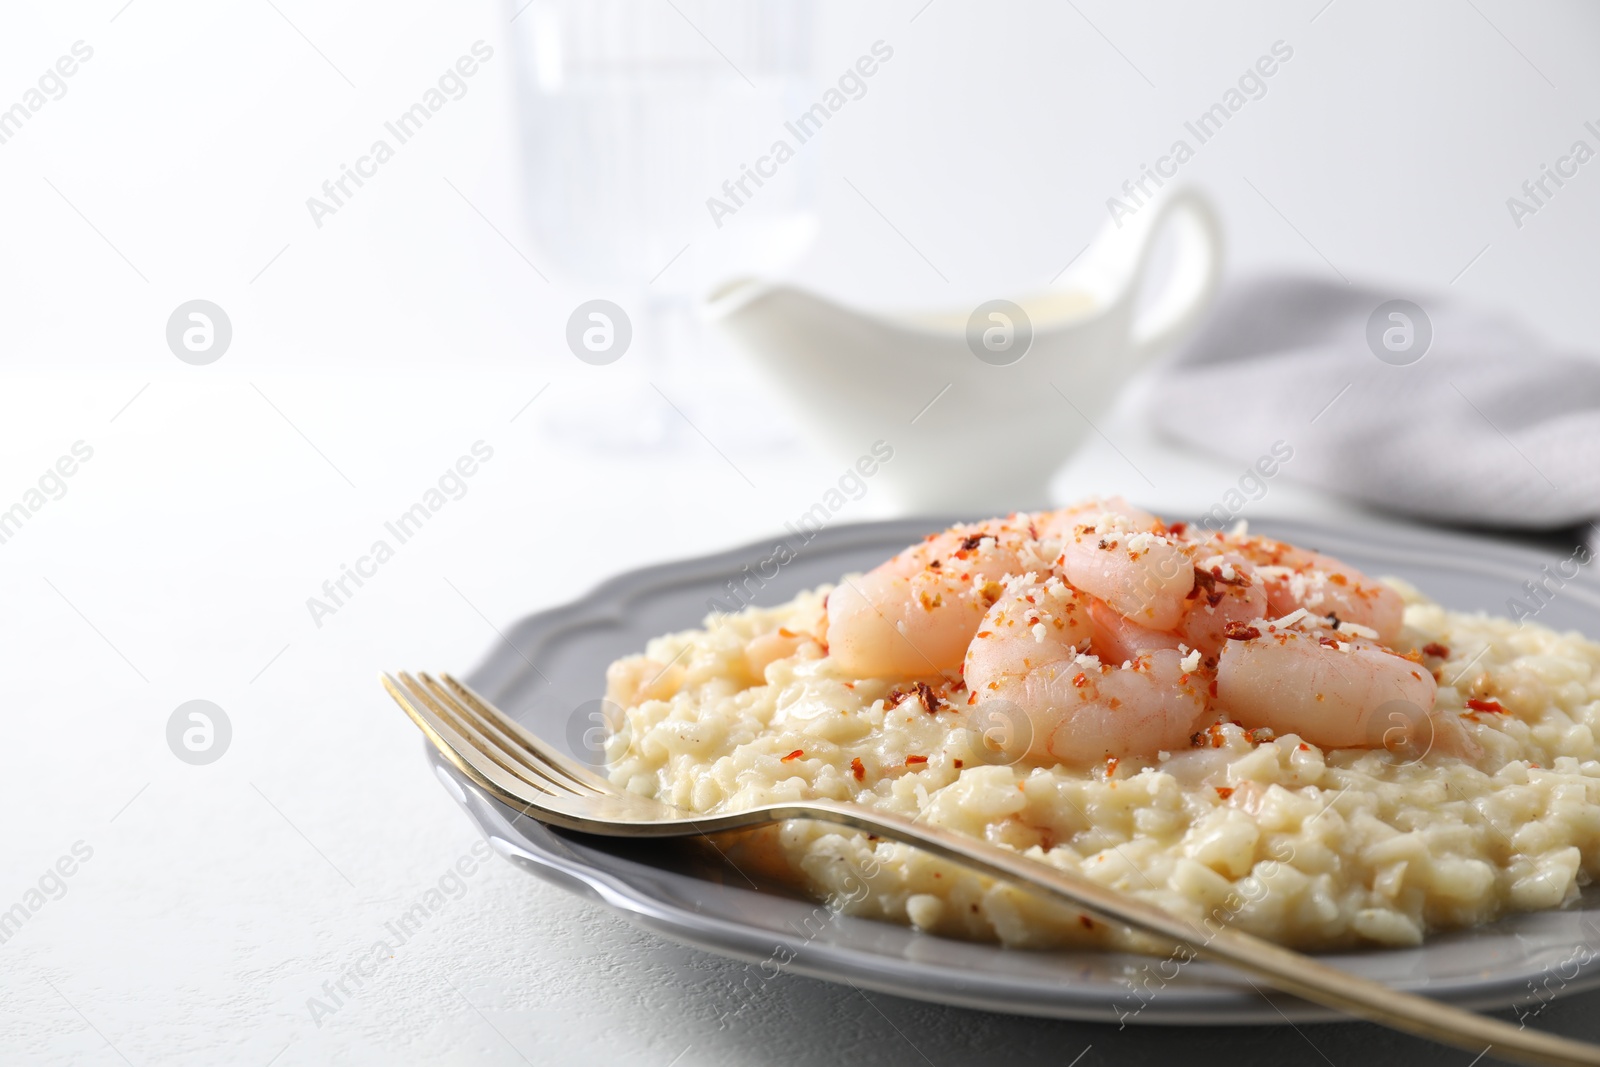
[601, 507, 1600, 951]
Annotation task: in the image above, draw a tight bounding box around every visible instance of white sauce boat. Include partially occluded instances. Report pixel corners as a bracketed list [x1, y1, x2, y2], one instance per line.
[703, 186, 1225, 513]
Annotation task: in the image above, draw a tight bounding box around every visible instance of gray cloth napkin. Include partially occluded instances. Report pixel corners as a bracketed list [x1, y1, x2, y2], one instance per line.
[1143, 274, 1600, 545]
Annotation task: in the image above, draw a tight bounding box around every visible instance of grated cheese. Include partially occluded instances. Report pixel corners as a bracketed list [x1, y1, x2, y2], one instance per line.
[1274, 608, 1311, 630]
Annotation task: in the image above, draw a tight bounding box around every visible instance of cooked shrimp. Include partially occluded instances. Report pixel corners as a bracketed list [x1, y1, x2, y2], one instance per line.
[1036, 650, 1213, 763]
[965, 579, 1209, 764]
[1213, 622, 1458, 752]
[1174, 554, 1270, 656]
[1034, 495, 1160, 543]
[825, 516, 1048, 678]
[1204, 531, 1405, 644]
[1056, 514, 1195, 630]
[1073, 540, 1268, 660]
[825, 502, 1459, 763]
[1085, 596, 1183, 664]
[964, 574, 1094, 687]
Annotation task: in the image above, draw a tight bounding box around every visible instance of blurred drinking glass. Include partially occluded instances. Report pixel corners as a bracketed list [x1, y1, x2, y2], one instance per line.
[509, 0, 817, 449]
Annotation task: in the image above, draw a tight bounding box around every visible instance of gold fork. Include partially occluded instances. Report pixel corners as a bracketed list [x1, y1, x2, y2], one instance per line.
[383, 670, 1600, 1067]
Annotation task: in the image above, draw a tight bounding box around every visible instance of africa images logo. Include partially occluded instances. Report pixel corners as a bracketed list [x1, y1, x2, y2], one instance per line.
[304, 41, 494, 229]
[705, 40, 894, 228]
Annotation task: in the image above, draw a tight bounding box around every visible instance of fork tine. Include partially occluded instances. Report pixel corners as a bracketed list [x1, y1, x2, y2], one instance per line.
[392, 671, 576, 796]
[417, 673, 596, 797]
[440, 672, 620, 795]
[382, 672, 565, 810]
[395, 671, 588, 796]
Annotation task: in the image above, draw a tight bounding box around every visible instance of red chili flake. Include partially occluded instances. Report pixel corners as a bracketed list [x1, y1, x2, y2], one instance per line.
[1207, 722, 1227, 748]
[959, 533, 987, 551]
[1466, 698, 1506, 714]
[1105, 757, 1119, 777]
[1298, 742, 1311, 751]
[1329, 573, 1349, 586]
[1190, 731, 1206, 748]
[1215, 786, 1235, 799]
[1422, 642, 1451, 659]
[1169, 522, 1188, 536]
[905, 754, 928, 766]
[851, 757, 866, 781]
[1223, 621, 1262, 641]
[953, 758, 964, 769]
[782, 749, 804, 762]
[843, 681, 856, 689]
[1072, 672, 1089, 688]
[884, 681, 939, 715]
[1079, 915, 1096, 930]
[928, 559, 941, 570]
[1097, 538, 1111, 550]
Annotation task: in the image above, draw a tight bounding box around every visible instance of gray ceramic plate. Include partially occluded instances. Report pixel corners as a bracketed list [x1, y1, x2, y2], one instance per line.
[436, 516, 1600, 1024]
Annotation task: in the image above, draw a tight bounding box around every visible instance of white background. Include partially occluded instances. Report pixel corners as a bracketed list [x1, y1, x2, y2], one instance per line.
[3, 1, 1598, 1064]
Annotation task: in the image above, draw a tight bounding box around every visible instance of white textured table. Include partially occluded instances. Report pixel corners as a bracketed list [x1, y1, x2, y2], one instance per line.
[6, 2, 1600, 1064]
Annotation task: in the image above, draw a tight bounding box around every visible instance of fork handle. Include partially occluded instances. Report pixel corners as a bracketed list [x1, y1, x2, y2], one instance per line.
[770, 799, 1598, 1067]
